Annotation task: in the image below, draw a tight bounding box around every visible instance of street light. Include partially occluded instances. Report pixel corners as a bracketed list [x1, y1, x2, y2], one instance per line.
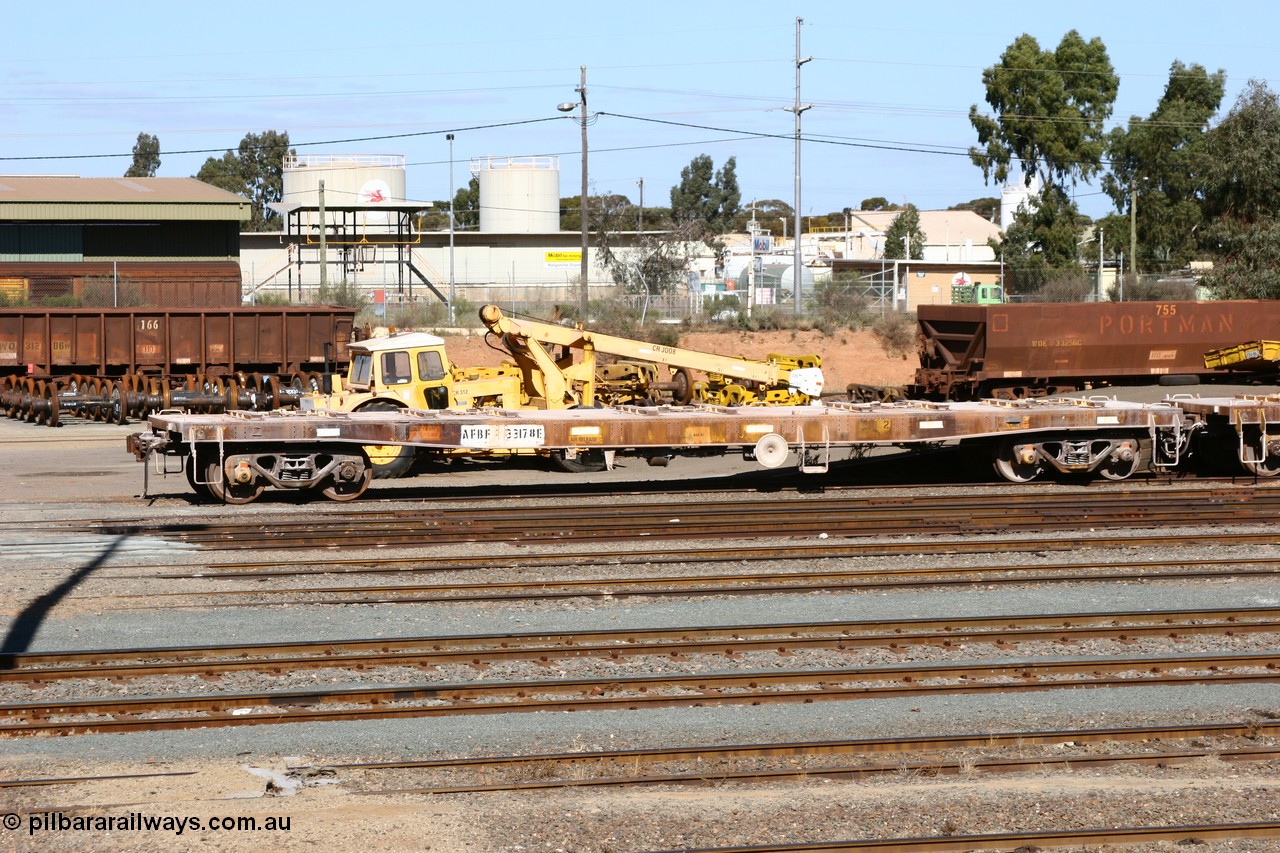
[558, 65, 589, 322]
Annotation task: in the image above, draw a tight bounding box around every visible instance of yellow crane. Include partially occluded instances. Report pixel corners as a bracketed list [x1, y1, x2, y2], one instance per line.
[302, 306, 825, 477]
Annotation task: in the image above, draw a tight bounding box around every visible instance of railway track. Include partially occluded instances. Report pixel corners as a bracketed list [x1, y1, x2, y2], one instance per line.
[5, 606, 1277, 684]
[82, 561, 1280, 607]
[4, 650, 1277, 737]
[82, 485, 1280, 549]
[651, 823, 1280, 852]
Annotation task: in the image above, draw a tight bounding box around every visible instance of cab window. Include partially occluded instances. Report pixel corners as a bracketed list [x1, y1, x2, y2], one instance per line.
[418, 349, 446, 382]
[349, 353, 373, 386]
[381, 350, 412, 385]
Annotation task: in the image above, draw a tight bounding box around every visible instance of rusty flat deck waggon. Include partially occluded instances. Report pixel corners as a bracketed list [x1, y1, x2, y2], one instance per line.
[130, 397, 1188, 503]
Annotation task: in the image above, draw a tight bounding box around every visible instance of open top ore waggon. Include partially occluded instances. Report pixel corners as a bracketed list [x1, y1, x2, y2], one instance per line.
[0, 306, 358, 425]
[128, 395, 1201, 503]
[913, 299, 1280, 401]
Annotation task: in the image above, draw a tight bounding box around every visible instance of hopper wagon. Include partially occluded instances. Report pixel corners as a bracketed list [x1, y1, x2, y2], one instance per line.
[913, 300, 1280, 400]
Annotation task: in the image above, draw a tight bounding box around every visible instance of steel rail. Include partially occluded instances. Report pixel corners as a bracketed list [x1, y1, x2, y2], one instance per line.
[152, 530, 1280, 577]
[88, 484, 1258, 531]
[332, 719, 1280, 772]
[100, 565, 1280, 609]
[0, 770, 196, 789]
[360, 745, 1280, 795]
[6, 607, 1278, 684]
[3, 652, 1277, 737]
[651, 822, 1280, 853]
[104, 506, 1280, 551]
[88, 488, 1280, 551]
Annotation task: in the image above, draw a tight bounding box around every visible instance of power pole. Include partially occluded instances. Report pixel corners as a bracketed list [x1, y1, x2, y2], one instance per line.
[447, 133, 456, 325]
[318, 180, 327, 290]
[786, 16, 812, 314]
[577, 66, 589, 320]
[1129, 180, 1138, 282]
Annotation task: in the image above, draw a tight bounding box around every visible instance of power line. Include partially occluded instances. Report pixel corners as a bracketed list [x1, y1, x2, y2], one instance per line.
[0, 117, 565, 163]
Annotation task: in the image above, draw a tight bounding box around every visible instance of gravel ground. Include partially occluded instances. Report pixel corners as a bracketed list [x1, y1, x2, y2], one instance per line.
[2, 415, 1280, 852]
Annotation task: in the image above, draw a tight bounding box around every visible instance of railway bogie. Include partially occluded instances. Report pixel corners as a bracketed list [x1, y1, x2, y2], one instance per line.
[184, 444, 373, 503]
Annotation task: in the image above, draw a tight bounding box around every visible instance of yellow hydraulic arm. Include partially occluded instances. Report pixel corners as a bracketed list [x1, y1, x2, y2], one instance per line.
[477, 305, 825, 408]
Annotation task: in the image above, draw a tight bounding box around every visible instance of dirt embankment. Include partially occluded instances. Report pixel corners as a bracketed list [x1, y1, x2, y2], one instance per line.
[438, 328, 917, 393]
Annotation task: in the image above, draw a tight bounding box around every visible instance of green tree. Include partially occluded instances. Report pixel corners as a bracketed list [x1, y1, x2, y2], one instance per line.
[882, 204, 925, 260]
[859, 197, 900, 211]
[969, 30, 1119, 190]
[453, 175, 480, 231]
[594, 192, 703, 317]
[993, 185, 1085, 292]
[730, 199, 793, 238]
[124, 132, 160, 178]
[948, 197, 1000, 222]
[1103, 61, 1225, 271]
[416, 200, 450, 231]
[1197, 81, 1280, 298]
[195, 130, 293, 231]
[669, 154, 741, 235]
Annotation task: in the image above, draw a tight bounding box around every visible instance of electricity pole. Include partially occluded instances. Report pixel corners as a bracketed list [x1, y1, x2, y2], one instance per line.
[786, 17, 812, 314]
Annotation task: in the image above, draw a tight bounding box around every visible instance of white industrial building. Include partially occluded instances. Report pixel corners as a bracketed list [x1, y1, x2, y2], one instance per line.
[240, 153, 1010, 316]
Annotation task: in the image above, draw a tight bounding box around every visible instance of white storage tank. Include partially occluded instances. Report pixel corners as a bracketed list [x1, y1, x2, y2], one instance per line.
[472, 155, 560, 233]
[282, 154, 407, 228]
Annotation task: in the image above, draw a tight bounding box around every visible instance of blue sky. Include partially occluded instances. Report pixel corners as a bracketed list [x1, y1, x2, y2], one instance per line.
[3, 2, 1273, 222]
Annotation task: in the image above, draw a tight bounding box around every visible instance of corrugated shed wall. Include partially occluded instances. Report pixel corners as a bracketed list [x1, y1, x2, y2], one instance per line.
[0, 225, 83, 261]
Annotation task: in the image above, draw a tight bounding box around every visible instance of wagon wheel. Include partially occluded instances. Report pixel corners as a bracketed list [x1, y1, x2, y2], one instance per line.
[123, 375, 145, 417]
[244, 371, 264, 409]
[82, 378, 100, 421]
[259, 374, 278, 411]
[993, 437, 1044, 484]
[5, 376, 23, 420]
[321, 463, 373, 502]
[204, 456, 264, 505]
[1243, 448, 1280, 478]
[29, 380, 47, 426]
[222, 379, 240, 413]
[207, 376, 227, 412]
[1096, 439, 1148, 482]
[1097, 453, 1140, 481]
[6, 376, 25, 420]
[22, 378, 39, 423]
[107, 379, 130, 425]
[41, 379, 60, 428]
[670, 367, 694, 406]
[1243, 458, 1280, 477]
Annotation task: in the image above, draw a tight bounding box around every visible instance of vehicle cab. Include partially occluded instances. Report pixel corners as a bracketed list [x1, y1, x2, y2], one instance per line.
[300, 331, 453, 413]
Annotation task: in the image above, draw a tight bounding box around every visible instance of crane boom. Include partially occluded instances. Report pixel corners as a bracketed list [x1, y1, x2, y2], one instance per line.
[478, 305, 825, 407]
